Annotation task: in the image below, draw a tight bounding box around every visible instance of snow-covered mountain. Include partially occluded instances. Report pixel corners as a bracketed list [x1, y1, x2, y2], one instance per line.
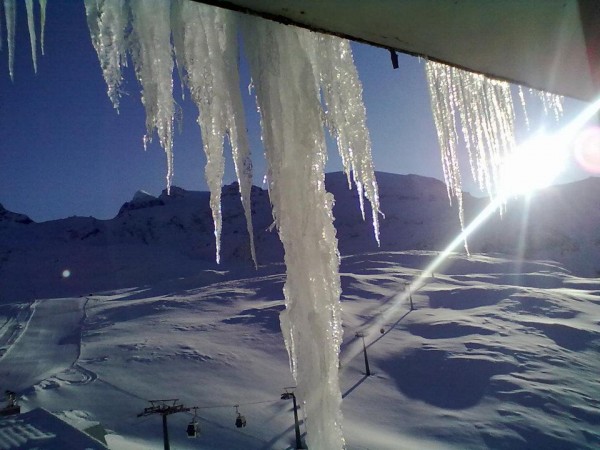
[1, 172, 599, 449]
[1, 172, 599, 302]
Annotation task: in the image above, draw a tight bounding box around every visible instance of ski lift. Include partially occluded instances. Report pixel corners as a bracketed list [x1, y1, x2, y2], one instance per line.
[186, 421, 199, 438]
[186, 407, 200, 438]
[234, 405, 247, 428]
[0, 391, 20, 417]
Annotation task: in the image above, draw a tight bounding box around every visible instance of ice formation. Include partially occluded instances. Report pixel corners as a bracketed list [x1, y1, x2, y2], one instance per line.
[85, 0, 257, 266]
[4, 0, 15, 80]
[425, 60, 565, 214]
[242, 16, 349, 449]
[39, 0, 46, 55]
[517, 85, 564, 131]
[425, 61, 467, 242]
[1, 0, 47, 79]
[533, 88, 564, 122]
[170, 0, 256, 266]
[85, 1, 379, 446]
[84, 0, 128, 111]
[317, 36, 381, 243]
[517, 86, 530, 129]
[129, 1, 175, 192]
[25, 0, 36, 73]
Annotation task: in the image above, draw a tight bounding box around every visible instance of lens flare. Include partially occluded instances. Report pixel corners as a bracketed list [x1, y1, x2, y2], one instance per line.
[574, 126, 600, 174]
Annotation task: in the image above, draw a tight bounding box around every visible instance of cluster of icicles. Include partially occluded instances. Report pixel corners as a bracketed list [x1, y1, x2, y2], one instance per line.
[84, 1, 379, 449]
[0, 0, 47, 80]
[1, 2, 564, 448]
[425, 60, 563, 250]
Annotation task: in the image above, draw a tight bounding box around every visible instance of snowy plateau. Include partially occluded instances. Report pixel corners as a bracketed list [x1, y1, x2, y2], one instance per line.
[0, 171, 599, 449]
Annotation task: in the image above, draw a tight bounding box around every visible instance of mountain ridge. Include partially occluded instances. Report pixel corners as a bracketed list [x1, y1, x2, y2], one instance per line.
[0, 172, 598, 302]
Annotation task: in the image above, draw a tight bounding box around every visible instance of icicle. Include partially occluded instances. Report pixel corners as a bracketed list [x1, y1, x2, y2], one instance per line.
[317, 35, 381, 245]
[171, 2, 256, 266]
[425, 61, 467, 248]
[541, 91, 564, 122]
[528, 88, 564, 122]
[84, 0, 129, 111]
[424, 62, 461, 203]
[25, 0, 37, 73]
[4, 0, 15, 81]
[84, 6, 378, 444]
[445, 64, 516, 197]
[242, 15, 345, 449]
[172, 0, 225, 264]
[517, 85, 530, 130]
[0, 1, 4, 52]
[425, 60, 518, 248]
[129, 0, 175, 191]
[38, 0, 46, 55]
[225, 65, 258, 267]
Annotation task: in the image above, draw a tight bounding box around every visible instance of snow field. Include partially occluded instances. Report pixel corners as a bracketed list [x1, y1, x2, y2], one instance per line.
[1, 250, 598, 448]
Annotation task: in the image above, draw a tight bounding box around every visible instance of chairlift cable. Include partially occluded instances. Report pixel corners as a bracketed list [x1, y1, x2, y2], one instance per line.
[189, 398, 280, 410]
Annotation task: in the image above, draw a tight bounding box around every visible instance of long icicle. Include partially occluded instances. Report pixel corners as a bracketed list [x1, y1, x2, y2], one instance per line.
[84, 6, 379, 445]
[222, 13, 258, 268]
[129, 0, 175, 191]
[25, 0, 37, 73]
[0, 1, 4, 52]
[38, 0, 46, 55]
[84, 0, 129, 111]
[4, 0, 15, 81]
[242, 15, 345, 449]
[171, 1, 256, 266]
[425, 60, 523, 248]
[171, 0, 226, 263]
[425, 61, 467, 250]
[317, 35, 381, 245]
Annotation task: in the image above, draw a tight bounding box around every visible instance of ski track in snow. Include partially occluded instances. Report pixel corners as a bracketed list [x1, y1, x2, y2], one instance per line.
[0, 303, 35, 358]
[0, 297, 88, 392]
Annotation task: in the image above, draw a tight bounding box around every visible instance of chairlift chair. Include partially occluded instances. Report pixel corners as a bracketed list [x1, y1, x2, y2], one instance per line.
[234, 405, 247, 428]
[235, 413, 247, 428]
[187, 407, 200, 438]
[186, 420, 199, 438]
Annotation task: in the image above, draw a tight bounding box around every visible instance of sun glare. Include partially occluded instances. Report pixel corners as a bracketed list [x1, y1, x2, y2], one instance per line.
[499, 133, 568, 198]
[355, 96, 600, 351]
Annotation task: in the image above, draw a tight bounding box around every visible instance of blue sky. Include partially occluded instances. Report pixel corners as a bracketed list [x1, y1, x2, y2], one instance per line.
[0, 1, 593, 222]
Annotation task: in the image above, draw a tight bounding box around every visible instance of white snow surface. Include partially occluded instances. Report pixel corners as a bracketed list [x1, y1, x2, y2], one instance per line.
[0, 173, 599, 449]
[1, 252, 599, 449]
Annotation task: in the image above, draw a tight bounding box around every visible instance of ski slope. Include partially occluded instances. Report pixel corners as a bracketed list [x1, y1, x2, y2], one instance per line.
[0, 298, 86, 392]
[1, 251, 599, 449]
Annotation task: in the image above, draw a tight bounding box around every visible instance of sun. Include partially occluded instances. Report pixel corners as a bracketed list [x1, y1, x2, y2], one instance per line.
[498, 133, 568, 198]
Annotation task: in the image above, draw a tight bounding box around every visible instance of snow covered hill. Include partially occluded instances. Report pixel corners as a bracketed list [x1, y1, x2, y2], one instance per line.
[0, 173, 599, 448]
[0, 250, 599, 449]
[0, 172, 599, 302]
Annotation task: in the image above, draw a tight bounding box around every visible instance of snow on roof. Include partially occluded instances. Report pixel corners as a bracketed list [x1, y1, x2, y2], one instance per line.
[0, 408, 107, 450]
